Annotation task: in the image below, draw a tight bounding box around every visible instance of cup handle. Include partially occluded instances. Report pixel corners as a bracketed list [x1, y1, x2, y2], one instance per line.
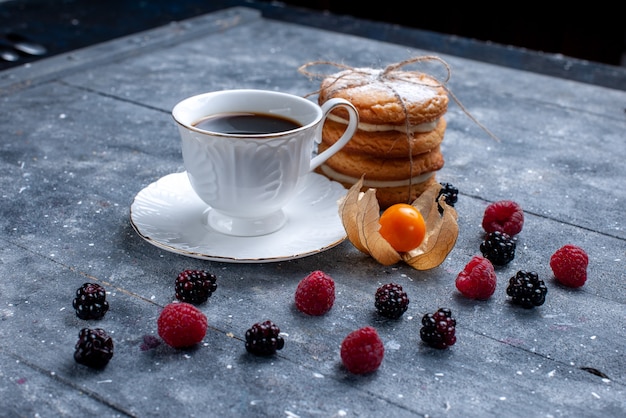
[310, 98, 359, 171]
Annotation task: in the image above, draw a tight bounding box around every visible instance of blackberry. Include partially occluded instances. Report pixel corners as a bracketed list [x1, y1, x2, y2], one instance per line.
[506, 270, 547, 308]
[245, 320, 284, 356]
[438, 183, 458, 206]
[420, 308, 457, 349]
[74, 328, 114, 369]
[175, 269, 217, 304]
[480, 231, 516, 266]
[72, 283, 109, 320]
[375, 283, 409, 319]
[437, 182, 458, 214]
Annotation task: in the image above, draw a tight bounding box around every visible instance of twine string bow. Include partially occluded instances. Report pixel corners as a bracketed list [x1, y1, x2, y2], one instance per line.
[298, 56, 499, 203]
[298, 56, 499, 142]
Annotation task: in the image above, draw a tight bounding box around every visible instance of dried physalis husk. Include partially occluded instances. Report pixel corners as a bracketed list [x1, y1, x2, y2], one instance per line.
[338, 177, 459, 269]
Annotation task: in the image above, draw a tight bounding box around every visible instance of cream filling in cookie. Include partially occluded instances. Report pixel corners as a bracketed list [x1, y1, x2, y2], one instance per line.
[328, 114, 438, 133]
[320, 164, 435, 188]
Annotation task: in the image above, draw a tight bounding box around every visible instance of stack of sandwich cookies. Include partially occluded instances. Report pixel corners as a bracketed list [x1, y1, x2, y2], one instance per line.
[316, 67, 449, 208]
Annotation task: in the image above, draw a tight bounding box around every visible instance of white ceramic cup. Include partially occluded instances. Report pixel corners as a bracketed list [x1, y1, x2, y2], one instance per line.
[172, 89, 358, 236]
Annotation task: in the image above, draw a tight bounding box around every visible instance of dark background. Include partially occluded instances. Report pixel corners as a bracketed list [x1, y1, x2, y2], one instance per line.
[283, 0, 625, 67]
[1, 0, 624, 71]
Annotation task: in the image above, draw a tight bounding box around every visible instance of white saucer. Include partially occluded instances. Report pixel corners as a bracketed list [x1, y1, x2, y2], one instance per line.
[129, 172, 348, 263]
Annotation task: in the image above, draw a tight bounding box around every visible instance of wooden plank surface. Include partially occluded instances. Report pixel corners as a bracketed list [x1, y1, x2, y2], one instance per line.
[0, 7, 624, 418]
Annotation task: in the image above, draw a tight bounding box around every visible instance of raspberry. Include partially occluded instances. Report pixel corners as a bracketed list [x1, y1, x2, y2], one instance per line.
[455, 256, 497, 300]
[244, 320, 284, 356]
[482, 200, 524, 236]
[175, 269, 218, 304]
[420, 308, 457, 349]
[437, 182, 458, 214]
[72, 282, 109, 320]
[506, 270, 547, 308]
[550, 244, 589, 288]
[374, 283, 409, 319]
[340, 326, 384, 374]
[294, 270, 335, 316]
[157, 302, 207, 348]
[480, 231, 516, 266]
[74, 328, 114, 369]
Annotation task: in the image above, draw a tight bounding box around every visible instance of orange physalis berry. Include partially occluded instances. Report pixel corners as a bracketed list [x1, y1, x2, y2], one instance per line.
[378, 203, 426, 252]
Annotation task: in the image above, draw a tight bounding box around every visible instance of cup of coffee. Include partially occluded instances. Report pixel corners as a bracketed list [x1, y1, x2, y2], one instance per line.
[172, 89, 358, 236]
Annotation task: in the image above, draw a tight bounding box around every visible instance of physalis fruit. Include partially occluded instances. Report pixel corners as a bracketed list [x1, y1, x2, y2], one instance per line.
[339, 177, 459, 269]
[379, 203, 426, 252]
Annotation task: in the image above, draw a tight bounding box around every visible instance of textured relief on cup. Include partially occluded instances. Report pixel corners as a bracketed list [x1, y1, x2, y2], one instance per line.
[181, 129, 310, 218]
[180, 130, 219, 204]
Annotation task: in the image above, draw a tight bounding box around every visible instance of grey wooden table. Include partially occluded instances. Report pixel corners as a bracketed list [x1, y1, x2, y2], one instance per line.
[0, 7, 624, 418]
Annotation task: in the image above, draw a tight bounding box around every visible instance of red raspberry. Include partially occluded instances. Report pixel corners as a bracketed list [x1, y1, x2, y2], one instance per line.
[482, 200, 524, 236]
[157, 302, 207, 348]
[340, 326, 384, 374]
[294, 270, 335, 316]
[455, 256, 497, 300]
[550, 244, 589, 288]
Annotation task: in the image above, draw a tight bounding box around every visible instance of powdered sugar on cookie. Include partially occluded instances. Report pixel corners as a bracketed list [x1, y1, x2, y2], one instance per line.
[330, 68, 441, 102]
[319, 67, 448, 126]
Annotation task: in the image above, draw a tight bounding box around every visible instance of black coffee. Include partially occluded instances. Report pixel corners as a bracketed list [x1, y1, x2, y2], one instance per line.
[193, 112, 301, 135]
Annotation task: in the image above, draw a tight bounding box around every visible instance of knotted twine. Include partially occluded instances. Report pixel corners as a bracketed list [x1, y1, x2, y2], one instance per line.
[298, 56, 499, 203]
